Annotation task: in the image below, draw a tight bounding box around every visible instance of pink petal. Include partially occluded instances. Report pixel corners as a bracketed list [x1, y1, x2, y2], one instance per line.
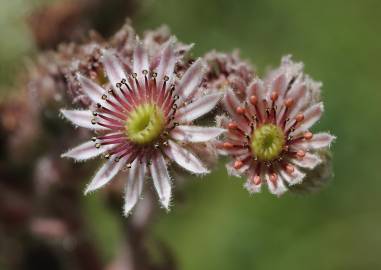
[279, 167, 306, 185]
[244, 180, 262, 194]
[265, 173, 288, 196]
[61, 141, 112, 161]
[102, 50, 126, 91]
[246, 79, 267, 117]
[84, 156, 127, 194]
[281, 82, 307, 123]
[223, 89, 250, 133]
[293, 132, 335, 149]
[165, 140, 209, 174]
[291, 153, 322, 169]
[76, 74, 105, 105]
[225, 160, 249, 177]
[149, 153, 172, 209]
[170, 125, 225, 142]
[176, 93, 222, 122]
[133, 42, 149, 79]
[176, 58, 205, 101]
[156, 38, 176, 83]
[271, 73, 287, 99]
[60, 109, 107, 130]
[123, 159, 146, 216]
[293, 102, 324, 134]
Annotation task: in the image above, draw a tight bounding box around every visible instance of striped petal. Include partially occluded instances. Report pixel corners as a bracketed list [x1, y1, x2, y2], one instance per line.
[293, 132, 335, 150]
[265, 173, 288, 196]
[294, 102, 324, 134]
[223, 89, 250, 133]
[133, 42, 149, 80]
[102, 50, 126, 91]
[84, 156, 127, 194]
[123, 159, 146, 216]
[170, 125, 225, 142]
[77, 74, 105, 105]
[156, 38, 176, 83]
[279, 167, 306, 185]
[165, 140, 209, 174]
[61, 141, 112, 161]
[291, 153, 322, 169]
[176, 93, 222, 122]
[60, 109, 107, 130]
[177, 58, 205, 101]
[149, 153, 172, 209]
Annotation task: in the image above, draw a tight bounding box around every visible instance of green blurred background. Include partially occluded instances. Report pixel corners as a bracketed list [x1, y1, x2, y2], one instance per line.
[1, 0, 381, 269]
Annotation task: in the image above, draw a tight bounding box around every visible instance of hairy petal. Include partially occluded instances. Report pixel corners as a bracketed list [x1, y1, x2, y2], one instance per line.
[291, 153, 322, 169]
[60, 109, 107, 130]
[150, 153, 171, 209]
[77, 74, 105, 105]
[84, 156, 127, 194]
[176, 93, 222, 122]
[165, 140, 209, 174]
[102, 50, 126, 91]
[156, 38, 176, 83]
[177, 58, 205, 101]
[133, 42, 149, 80]
[61, 141, 112, 161]
[170, 125, 225, 142]
[265, 173, 288, 196]
[123, 159, 146, 216]
[293, 132, 336, 150]
[279, 167, 306, 185]
[294, 102, 324, 134]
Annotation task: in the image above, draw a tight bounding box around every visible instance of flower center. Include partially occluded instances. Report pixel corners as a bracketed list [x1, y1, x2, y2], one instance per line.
[125, 103, 165, 145]
[250, 124, 285, 161]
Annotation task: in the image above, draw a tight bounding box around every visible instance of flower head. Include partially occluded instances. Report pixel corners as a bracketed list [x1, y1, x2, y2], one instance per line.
[61, 39, 224, 215]
[218, 56, 335, 196]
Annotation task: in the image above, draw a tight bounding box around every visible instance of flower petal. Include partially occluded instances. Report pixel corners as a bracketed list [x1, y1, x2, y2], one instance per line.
[61, 141, 112, 161]
[156, 38, 176, 83]
[123, 159, 146, 216]
[279, 167, 306, 186]
[133, 42, 149, 79]
[149, 153, 172, 209]
[293, 132, 336, 150]
[244, 180, 262, 194]
[293, 102, 324, 134]
[291, 153, 322, 169]
[246, 79, 267, 117]
[223, 89, 250, 133]
[165, 140, 209, 174]
[102, 50, 126, 90]
[84, 156, 127, 194]
[60, 109, 107, 130]
[265, 173, 288, 196]
[170, 125, 225, 142]
[77, 74, 105, 105]
[177, 58, 205, 101]
[176, 93, 222, 122]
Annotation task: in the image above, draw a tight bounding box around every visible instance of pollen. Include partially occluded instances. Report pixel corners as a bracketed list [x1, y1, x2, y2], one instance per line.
[250, 124, 285, 161]
[125, 103, 165, 145]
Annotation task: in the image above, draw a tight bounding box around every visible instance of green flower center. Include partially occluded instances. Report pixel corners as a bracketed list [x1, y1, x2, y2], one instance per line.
[250, 124, 285, 161]
[125, 103, 165, 145]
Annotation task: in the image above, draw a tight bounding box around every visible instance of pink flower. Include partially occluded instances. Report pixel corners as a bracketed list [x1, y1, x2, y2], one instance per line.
[218, 56, 335, 196]
[61, 39, 224, 215]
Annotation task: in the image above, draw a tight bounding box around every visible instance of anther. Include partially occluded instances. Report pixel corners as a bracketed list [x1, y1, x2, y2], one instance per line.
[104, 153, 111, 159]
[295, 113, 304, 122]
[92, 111, 98, 116]
[250, 95, 257, 105]
[154, 143, 160, 149]
[296, 150, 305, 159]
[114, 157, 120, 162]
[142, 70, 148, 75]
[236, 106, 245, 115]
[152, 72, 157, 78]
[228, 122, 238, 130]
[96, 103, 102, 108]
[126, 163, 132, 169]
[304, 131, 313, 140]
[95, 143, 101, 149]
[285, 98, 293, 108]
[91, 118, 97, 125]
[132, 73, 137, 78]
[163, 141, 169, 147]
[163, 75, 169, 81]
[234, 160, 243, 169]
[286, 164, 294, 174]
[253, 175, 261, 185]
[91, 136, 97, 142]
[223, 142, 234, 149]
[271, 92, 279, 102]
[116, 82, 122, 88]
[101, 94, 107, 100]
[108, 89, 114, 94]
[270, 173, 278, 183]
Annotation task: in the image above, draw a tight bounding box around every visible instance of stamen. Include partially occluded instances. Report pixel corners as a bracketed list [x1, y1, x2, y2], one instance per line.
[250, 95, 257, 105]
[296, 150, 305, 159]
[285, 164, 294, 174]
[234, 160, 243, 169]
[295, 113, 304, 122]
[270, 92, 279, 102]
[223, 142, 234, 149]
[304, 131, 313, 140]
[253, 175, 261, 185]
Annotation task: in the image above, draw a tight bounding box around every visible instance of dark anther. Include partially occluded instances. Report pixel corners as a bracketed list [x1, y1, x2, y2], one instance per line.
[132, 73, 137, 78]
[104, 153, 111, 159]
[101, 94, 107, 100]
[95, 143, 101, 149]
[152, 72, 157, 78]
[92, 111, 98, 116]
[114, 157, 120, 162]
[174, 95, 179, 100]
[164, 75, 169, 81]
[91, 118, 97, 125]
[91, 136, 97, 142]
[116, 83, 122, 88]
[97, 103, 102, 108]
[142, 70, 148, 75]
